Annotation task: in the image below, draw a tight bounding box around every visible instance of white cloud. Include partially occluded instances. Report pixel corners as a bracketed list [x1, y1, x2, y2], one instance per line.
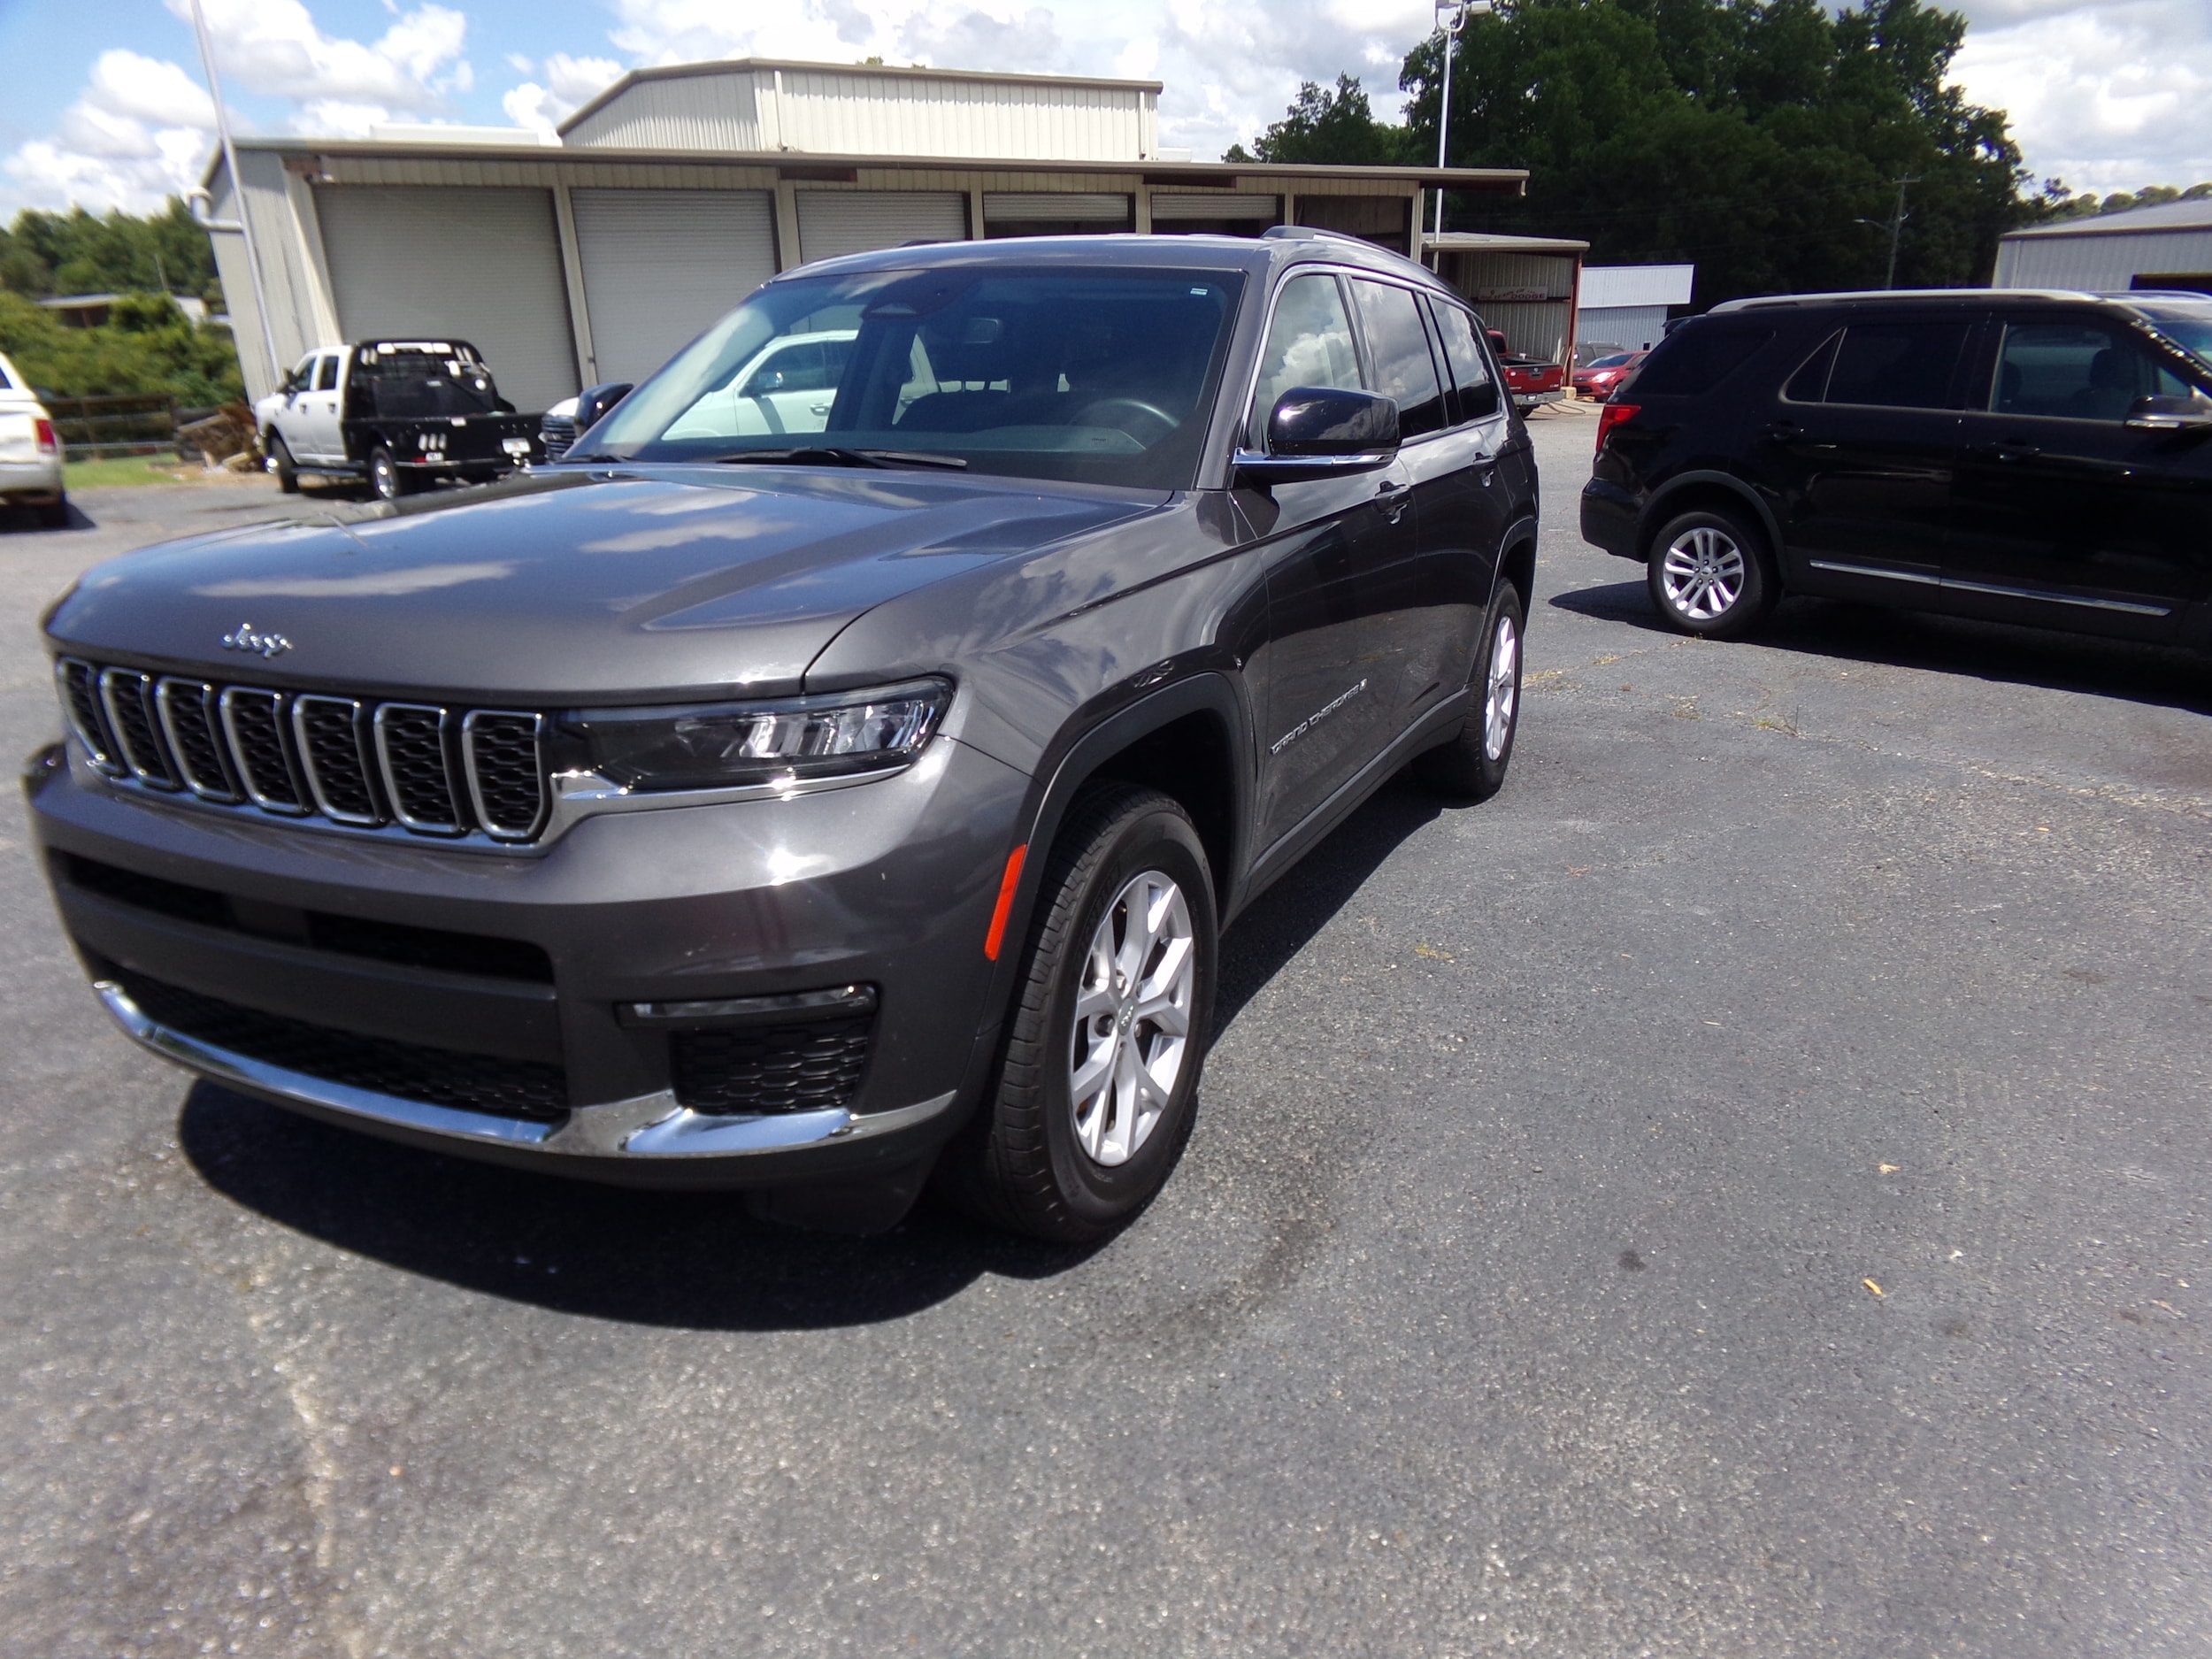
[1951, 0, 2212, 192]
[158, 0, 471, 119]
[502, 52, 625, 139]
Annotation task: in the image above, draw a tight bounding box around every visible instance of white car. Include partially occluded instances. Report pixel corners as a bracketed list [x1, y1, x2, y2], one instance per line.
[0, 350, 66, 527]
[663, 330, 858, 441]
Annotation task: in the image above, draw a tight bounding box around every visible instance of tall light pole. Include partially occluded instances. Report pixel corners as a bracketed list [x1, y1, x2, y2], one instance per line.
[186, 0, 280, 392]
[1855, 176, 1918, 289]
[1432, 1, 1490, 243]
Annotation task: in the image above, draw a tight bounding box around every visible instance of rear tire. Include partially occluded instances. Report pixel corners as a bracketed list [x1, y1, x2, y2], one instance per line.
[1414, 583, 1525, 802]
[1647, 505, 1775, 638]
[942, 784, 1217, 1242]
[36, 494, 70, 529]
[368, 445, 407, 503]
[267, 433, 299, 494]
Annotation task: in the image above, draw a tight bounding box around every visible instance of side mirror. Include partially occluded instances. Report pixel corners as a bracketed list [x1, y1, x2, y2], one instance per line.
[1234, 387, 1400, 485]
[2125, 393, 2212, 432]
[573, 380, 634, 434]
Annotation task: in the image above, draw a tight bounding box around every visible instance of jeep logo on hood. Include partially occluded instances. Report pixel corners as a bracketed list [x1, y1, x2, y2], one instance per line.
[221, 622, 292, 659]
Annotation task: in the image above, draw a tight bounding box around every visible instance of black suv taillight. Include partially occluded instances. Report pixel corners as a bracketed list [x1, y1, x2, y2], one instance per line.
[1595, 402, 1640, 451]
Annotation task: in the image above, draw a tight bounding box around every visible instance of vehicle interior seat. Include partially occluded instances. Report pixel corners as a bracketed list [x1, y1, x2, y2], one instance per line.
[2062, 348, 2139, 421]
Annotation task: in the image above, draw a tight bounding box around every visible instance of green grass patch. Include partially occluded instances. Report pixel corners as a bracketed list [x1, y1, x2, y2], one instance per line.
[64, 454, 206, 488]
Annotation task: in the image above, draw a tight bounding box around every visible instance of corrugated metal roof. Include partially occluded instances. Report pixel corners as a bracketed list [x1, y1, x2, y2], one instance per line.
[1421, 231, 1586, 254]
[2004, 197, 2212, 239]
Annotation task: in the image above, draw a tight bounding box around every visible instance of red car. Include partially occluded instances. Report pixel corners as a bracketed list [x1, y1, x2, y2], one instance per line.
[1573, 349, 1648, 401]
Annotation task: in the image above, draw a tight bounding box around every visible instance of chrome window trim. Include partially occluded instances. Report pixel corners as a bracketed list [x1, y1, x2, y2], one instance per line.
[54, 657, 122, 776]
[97, 668, 180, 790]
[290, 694, 383, 826]
[460, 709, 548, 842]
[154, 677, 241, 802]
[372, 703, 465, 835]
[218, 686, 310, 815]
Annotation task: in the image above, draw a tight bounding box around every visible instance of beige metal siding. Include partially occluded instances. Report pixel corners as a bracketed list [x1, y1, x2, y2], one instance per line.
[219, 150, 334, 399]
[1150, 192, 1279, 222]
[773, 68, 1145, 160]
[1471, 301, 1572, 364]
[795, 191, 968, 263]
[571, 189, 778, 385]
[564, 73, 765, 152]
[314, 184, 578, 411]
[984, 192, 1130, 222]
[1997, 228, 2212, 290]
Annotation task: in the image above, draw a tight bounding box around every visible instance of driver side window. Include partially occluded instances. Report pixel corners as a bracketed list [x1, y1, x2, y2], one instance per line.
[1992, 322, 2187, 421]
[1249, 273, 1362, 447]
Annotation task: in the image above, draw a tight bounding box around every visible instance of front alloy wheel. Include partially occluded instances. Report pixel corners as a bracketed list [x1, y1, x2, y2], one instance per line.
[1067, 869, 1196, 1167]
[1414, 581, 1525, 802]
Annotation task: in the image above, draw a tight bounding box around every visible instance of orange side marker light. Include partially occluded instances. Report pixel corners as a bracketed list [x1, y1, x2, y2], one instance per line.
[983, 843, 1027, 960]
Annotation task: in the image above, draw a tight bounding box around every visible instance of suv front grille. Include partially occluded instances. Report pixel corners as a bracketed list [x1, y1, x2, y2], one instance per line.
[57, 658, 549, 845]
[670, 1018, 874, 1116]
[113, 968, 570, 1122]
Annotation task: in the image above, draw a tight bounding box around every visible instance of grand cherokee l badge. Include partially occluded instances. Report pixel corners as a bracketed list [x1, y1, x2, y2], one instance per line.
[221, 622, 292, 659]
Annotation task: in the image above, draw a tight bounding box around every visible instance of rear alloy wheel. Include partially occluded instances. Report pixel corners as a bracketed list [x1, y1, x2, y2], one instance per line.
[368, 444, 408, 503]
[943, 783, 1216, 1241]
[266, 432, 299, 494]
[1414, 582, 1525, 802]
[1647, 506, 1774, 638]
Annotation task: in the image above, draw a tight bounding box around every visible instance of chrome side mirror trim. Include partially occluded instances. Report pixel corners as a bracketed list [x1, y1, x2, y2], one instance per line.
[1231, 447, 1397, 485]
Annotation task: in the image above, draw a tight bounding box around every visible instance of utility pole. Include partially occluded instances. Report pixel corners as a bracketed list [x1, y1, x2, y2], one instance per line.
[1856, 176, 1918, 289]
[186, 0, 280, 391]
[1431, 1, 1490, 244]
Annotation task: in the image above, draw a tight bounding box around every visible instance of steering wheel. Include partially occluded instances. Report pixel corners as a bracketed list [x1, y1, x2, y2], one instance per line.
[1075, 397, 1179, 445]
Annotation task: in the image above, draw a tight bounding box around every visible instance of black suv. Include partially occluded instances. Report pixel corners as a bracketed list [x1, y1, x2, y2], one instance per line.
[30, 230, 1538, 1239]
[1580, 288, 2212, 647]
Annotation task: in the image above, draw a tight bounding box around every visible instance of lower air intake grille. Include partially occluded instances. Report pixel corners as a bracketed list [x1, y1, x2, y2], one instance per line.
[670, 1017, 874, 1116]
[114, 969, 569, 1121]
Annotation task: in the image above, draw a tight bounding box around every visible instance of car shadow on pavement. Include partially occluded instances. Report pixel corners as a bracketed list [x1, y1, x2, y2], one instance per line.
[1549, 580, 2212, 716]
[179, 1082, 1098, 1330]
[177, 775, 1449, 1327]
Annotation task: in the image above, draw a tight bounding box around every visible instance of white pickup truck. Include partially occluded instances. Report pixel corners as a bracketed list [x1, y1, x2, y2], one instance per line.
[253, 338, 543, 502]
[0, 350, 66, 527]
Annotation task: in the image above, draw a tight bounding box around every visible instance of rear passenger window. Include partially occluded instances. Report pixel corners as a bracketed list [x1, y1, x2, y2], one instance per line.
[1250, 272, 1362, 443]
[1630, 325, 1772, 396]
[1819, 321, 1970, 410]
[313, 356, 340, 392]
[1429, 300, 1500, 423]
[1349, 279, 1448, 438]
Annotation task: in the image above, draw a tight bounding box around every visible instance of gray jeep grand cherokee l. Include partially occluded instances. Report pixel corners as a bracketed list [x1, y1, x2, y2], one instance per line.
[29, 229, 1539, 1239]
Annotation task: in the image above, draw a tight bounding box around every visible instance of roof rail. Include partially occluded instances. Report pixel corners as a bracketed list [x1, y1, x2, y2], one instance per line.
[1262, 223, 1435, 275]
[1710, 288, 2095, 311]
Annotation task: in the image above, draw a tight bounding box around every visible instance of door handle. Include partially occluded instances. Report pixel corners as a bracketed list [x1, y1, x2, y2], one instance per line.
[1972, 441, 2040, 462]
[1374, 478, 1410, 523]
[1761, 420, 1800, 440]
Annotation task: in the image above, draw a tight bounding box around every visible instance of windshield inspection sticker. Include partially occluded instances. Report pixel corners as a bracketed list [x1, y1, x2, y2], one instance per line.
[1271, 679, 1367, 756]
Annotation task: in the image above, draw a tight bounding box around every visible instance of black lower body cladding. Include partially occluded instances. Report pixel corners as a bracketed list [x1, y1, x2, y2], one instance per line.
[28, 733, 1029, 1190]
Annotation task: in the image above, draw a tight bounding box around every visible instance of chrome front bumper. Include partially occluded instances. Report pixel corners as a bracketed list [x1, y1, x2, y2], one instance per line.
[95, 978, 957, 1169]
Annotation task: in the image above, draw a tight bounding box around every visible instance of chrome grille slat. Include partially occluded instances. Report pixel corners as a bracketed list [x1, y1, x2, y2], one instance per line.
[461, 711, 547, 841]
[291, 695, 382, 826]
[98, 669, 180, 789]
[218, 687, 309, 814]
[373, 703, 465, 834]
[155, 679, 240, 802]
[56, 658, 122, 776]
[58, 659, 548, 846]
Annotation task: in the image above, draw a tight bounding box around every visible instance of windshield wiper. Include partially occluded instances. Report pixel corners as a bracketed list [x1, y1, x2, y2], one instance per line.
[711, 447, 967, 471]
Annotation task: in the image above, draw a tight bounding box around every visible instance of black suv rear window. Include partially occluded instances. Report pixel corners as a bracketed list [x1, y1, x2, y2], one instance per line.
[1794, 319, 1971, 410]
[1628, 325, 1772, 396]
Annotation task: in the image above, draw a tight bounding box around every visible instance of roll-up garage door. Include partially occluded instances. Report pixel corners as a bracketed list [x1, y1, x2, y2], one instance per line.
[1150, 193, 1281, 223]
[315, 185, 578, 413]
[571, 188, 777, 386]
[795, 192, 967, 264]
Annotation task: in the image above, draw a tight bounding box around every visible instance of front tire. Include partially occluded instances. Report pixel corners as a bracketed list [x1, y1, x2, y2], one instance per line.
[1415, 583, 1525, 802]
[1647, 506, 1775, 638]
[266, 432, 299, 494]
[947, 784, 1217, 1242]
[368, 445, 407, 503]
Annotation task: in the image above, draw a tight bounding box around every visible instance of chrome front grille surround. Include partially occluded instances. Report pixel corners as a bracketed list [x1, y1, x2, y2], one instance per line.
[56, 657, 549, 845]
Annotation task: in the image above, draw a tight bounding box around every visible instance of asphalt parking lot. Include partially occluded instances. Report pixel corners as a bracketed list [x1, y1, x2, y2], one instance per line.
[3, 418, 2208, 1657]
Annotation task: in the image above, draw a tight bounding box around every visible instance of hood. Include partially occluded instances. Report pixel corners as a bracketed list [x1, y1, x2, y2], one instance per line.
[45, 466, 1156, 701]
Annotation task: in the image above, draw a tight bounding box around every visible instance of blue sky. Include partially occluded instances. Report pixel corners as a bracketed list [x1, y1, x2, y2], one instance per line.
[0, 0, 2205, 219]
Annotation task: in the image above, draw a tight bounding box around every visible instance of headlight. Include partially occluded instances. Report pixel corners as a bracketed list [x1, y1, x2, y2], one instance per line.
[564, 679, 949, 792]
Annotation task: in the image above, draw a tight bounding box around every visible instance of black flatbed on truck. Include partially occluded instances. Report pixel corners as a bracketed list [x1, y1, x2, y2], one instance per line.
[257, 339, 544, 501]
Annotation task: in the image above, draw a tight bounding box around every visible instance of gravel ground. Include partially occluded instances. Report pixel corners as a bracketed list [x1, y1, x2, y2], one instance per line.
[2, 421, 2207, 1656]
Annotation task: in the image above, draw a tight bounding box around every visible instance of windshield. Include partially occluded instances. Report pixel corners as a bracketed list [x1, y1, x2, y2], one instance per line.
[2133, 302, 2212, 374]
[584, 266, 1245, 489]
[1590, 353, 1635, 369]
[355, 347, 507, 418]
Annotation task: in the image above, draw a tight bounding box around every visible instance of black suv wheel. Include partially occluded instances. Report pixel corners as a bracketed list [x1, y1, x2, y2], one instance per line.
[948, 784, 1216, 1242]
[1415, 582, 1525, 801]
[1647, 505, 1776, 638]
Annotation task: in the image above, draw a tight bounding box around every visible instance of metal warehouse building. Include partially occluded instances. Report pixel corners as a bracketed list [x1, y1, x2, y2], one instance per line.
[1576, 263, 1694, 355]
[1993, 197, 2212, 296]
[202, 58, 1525, 411]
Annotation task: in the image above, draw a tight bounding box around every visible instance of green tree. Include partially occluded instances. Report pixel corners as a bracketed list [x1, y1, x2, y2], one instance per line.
[0, 198, 220, 305]
[1225, 75, 1413, 166]
[0, 289, 243, 405]
[1364, 0, 2035, 302]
